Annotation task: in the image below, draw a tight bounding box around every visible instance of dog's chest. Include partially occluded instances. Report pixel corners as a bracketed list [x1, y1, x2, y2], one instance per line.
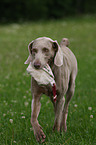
[40, 85, 53, 97]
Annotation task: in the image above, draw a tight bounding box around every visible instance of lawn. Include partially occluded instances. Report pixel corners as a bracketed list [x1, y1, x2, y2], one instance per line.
[0, 15, 96, 145]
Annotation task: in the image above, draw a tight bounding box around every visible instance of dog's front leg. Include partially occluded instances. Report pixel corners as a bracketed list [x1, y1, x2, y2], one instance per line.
[53, 96, 65, 132]
[31, 94, 46, 142]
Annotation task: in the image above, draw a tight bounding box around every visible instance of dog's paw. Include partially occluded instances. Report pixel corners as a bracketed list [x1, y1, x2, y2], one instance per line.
[60, 122, 67, 132]
[34, 125, 46, 143]
[53, 122, 60, 132]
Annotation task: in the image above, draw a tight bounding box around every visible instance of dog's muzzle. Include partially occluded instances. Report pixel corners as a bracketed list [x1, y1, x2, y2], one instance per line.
[34, 61, 41, 69]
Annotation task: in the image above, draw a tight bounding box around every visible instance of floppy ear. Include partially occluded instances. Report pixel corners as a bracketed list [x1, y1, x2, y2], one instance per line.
[53, 40, 63, 67]
[24, 41, 34, 64]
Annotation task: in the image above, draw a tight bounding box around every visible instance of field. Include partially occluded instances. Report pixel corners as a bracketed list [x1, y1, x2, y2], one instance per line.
[0, 15, 96, 145]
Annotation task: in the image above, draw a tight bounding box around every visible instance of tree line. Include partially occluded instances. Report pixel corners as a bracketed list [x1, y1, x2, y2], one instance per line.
[0, 0, 96, 22]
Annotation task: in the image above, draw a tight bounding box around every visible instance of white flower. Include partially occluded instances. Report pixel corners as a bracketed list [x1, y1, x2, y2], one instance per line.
[30, 128, 33, 131]
[24, 102, 29, 107]
[26, 91, 29, 94]
[9, 119, 13, 123]
[11, 100, 17, 103]
[5, 103, 8, 106]
[3, 114, 6, 117]
[74, 104, 78, 107]
[22, 116, 25, 119]
[23, 96, 26, 99]
[88, 107, 92, 111]
[21, 113, 24, 115]
[90, 115, 93, 118]
[13, 141, 16, 143]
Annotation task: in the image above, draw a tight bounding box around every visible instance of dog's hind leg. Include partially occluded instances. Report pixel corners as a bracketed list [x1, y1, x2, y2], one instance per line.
[60, 74, 76, 132]
[53, 96, 65, 132]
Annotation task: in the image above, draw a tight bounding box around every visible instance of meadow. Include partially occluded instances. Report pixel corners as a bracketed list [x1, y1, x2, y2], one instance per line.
[0, 15, 96, 145]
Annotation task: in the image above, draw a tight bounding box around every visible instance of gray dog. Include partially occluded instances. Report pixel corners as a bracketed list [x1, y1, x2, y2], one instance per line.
[25, 37, 77, 142]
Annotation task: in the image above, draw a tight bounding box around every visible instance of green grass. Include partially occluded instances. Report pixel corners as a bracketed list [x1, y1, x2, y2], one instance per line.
[0, 15, 96, 145]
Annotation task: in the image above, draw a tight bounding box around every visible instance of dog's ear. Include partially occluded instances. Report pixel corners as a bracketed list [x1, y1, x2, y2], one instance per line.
[24, 41, 34, 64]
[52, 41, 58, 52]
[28, 41, 34, 54]
[53, 40, 63, 67]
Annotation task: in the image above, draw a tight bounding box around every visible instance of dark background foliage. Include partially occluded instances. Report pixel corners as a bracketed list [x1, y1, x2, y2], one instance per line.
[0, 0, 96, 22]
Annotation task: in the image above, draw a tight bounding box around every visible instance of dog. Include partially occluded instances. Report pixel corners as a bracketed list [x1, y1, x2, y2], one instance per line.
[25, 37, 77, 142]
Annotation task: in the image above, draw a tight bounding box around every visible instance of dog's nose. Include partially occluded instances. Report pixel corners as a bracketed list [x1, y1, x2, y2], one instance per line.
[34, 62, 41, 69]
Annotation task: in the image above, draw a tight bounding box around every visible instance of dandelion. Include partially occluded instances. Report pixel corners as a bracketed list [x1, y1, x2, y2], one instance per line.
[22, 116, 25, 119]
[24, 102, 29, 107]
[88, 107, 92, 111]
[74, 104, 78, 107]
[90, 115, 93, 119]
[9, 119, 13, 123]
[13, 141, 16, 143]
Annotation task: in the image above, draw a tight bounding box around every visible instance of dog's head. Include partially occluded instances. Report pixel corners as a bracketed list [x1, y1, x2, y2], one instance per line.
[25, 37, 63, 69]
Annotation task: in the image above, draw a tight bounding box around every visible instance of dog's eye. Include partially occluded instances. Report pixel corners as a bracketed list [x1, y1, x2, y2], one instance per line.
[32, 49, 38, 54]
[42, 48, 49, 53]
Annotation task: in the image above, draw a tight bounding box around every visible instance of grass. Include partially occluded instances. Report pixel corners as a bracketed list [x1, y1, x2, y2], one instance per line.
[0, 15, 96, 145]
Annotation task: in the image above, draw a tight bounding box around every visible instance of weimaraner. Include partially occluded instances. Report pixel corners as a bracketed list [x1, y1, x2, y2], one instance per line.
[25, 37, 77, 142]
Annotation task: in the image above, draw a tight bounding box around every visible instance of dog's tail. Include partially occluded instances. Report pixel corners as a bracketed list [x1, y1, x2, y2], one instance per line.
[60, 38, 69, 47]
